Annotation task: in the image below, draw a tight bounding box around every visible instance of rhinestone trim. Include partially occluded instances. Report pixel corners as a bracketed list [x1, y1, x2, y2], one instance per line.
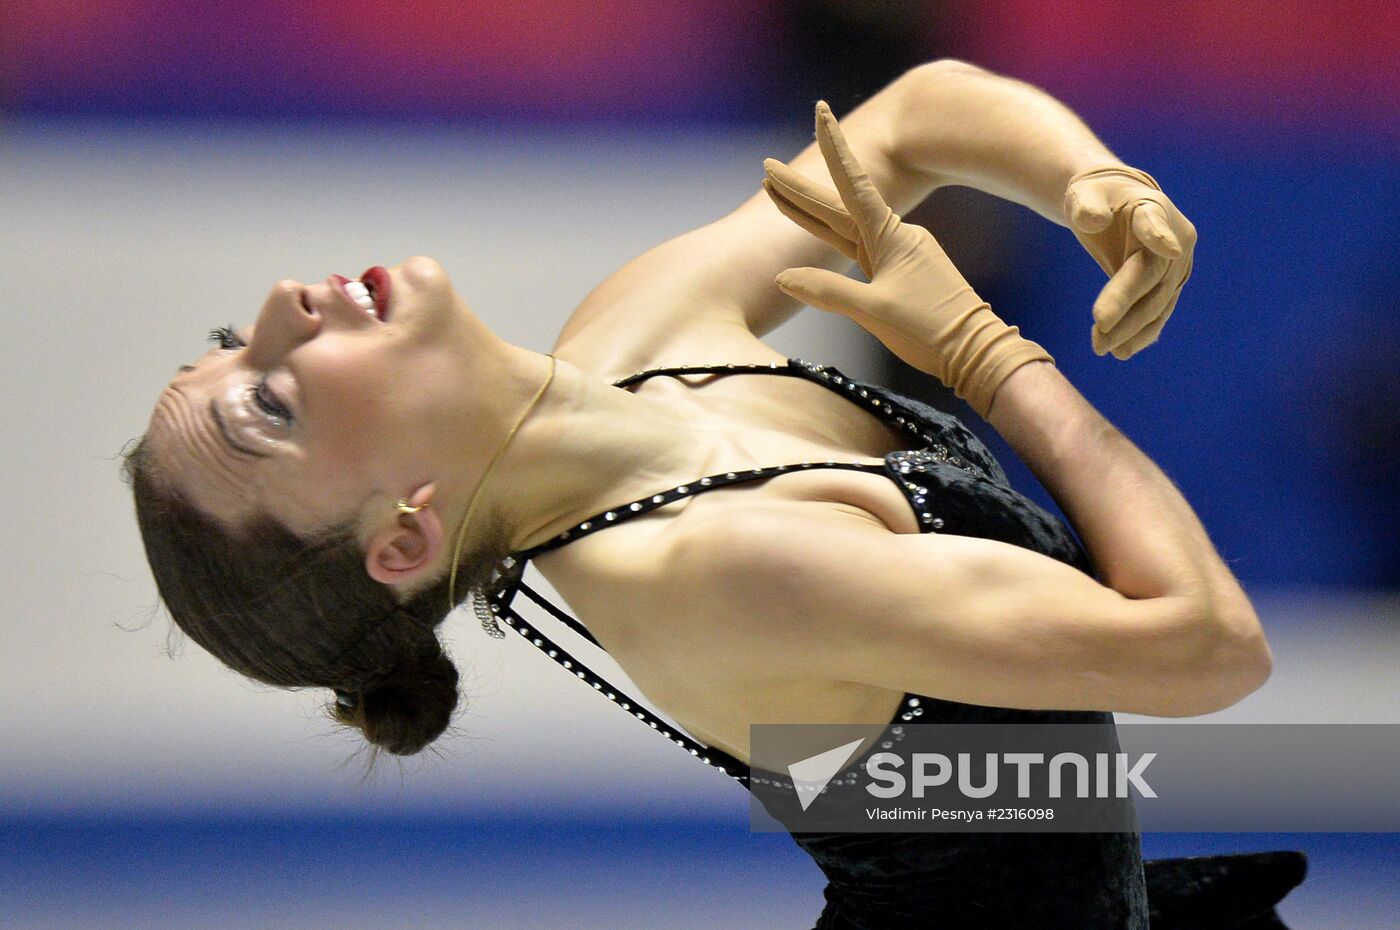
[490, 565, 934, 791]
[486, 586, 754, 785]
[514, 458, 892, 563]
[742, 692, 926, 793]
[473, 589, 507, 639]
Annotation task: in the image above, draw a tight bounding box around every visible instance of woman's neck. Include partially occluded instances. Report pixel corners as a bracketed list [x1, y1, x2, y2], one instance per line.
[470, 349, 724, 556]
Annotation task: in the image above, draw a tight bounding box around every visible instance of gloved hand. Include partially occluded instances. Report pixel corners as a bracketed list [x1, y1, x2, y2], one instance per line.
[763, 100, 1053, 419]
[1063, 164, 1197, 359]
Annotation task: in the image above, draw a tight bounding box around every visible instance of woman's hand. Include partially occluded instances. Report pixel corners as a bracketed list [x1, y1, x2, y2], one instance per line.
[760, 112, 975, 378]
[1063, 165, 1197, 359]
[763, 101, 1052, 418]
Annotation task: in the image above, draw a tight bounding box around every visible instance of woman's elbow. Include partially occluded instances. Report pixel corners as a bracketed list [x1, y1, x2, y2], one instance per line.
[893, 59, 989, 104]
[908, 58, 986, 80]
[1213, 625, 1274, 706]
[1167, 622, 1274, 716]
[1127, 605, 1272, 717]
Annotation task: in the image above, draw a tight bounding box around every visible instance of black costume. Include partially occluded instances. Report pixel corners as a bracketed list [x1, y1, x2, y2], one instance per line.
[479, 358, 1306, 929]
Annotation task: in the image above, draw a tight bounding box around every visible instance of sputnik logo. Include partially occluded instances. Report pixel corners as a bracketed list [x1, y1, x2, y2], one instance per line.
[787, 738, 867, 811]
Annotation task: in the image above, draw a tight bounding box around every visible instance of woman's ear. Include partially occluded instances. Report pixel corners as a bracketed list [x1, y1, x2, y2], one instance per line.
[364, 484, 445, 586]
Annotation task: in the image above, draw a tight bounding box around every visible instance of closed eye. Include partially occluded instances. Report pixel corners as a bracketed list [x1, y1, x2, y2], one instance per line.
[207, 324, 293, 426]
[250, 380, 292, 421]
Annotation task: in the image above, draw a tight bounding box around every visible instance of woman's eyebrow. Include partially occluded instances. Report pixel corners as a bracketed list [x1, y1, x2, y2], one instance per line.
[177, 342, 229, 375]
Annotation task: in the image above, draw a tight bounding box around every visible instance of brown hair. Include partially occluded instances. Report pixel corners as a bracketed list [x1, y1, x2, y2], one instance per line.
[120, 435, 513, 757]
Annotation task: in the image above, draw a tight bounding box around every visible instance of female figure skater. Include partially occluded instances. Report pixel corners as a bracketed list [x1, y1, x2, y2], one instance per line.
[125, 61, 1305, 927]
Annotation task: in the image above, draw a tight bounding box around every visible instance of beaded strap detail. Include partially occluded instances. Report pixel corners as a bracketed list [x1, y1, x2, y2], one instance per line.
[486, 578, 931, 789]
[487, 357, 982, 787]
[515, 459, 890, 563]
[483, 581, 754, 783]
[612, 360, 799, 389]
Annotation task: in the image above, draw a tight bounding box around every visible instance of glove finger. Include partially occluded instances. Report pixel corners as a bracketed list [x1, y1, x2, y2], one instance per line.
[1130, 200, 1183, 259]
[775, 266, 875, 318]
[1091, 248, 1170, 333]
[1093, 270, 1177, 355]
[1065, 180, 1114, 233]
[1165, 250, 1194, 306]
[763, 158, 860, 244]
[1111, 256, 1190, 358]
[813, 101, 895, 250]
[763, 179, 860, 264]
[1110, 298, 1178, 359]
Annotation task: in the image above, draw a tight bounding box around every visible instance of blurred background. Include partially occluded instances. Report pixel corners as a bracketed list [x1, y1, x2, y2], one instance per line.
[2, 1, 1396, 927]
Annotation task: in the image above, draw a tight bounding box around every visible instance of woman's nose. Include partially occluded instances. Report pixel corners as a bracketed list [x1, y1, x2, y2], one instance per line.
[247, 279, 320, 364]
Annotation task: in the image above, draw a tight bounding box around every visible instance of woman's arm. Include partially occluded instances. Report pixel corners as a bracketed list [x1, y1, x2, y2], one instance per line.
[554, 58, 1097, 361]
[666, 479, 1269, 717]
[701, 103, 1268, 715]
[889, 59, 1121, 226]
[985, 361, 1255, 614]
[555, 60, 1187, 378]
[888, 61, 1196, 358]
[657, 323, 1269, 716]
[552, 72, 929, 363]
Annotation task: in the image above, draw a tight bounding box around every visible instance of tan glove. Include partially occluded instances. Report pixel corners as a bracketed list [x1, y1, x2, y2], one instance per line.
[763, 100, 1053, 419]
[1063, 164, 1197, 359]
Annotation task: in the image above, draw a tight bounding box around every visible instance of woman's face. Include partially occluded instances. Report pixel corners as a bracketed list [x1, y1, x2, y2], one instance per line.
[146, 255, 476, 537]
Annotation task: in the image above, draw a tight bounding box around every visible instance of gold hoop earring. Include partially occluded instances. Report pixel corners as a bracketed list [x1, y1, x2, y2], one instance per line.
[395, 499, 425, 515]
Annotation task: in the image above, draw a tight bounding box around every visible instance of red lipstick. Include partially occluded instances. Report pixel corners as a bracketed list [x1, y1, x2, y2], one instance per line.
[360, 266, 392, 321]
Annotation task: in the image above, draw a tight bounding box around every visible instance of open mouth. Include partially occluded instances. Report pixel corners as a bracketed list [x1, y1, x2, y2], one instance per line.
[360, 266, 392, 321]
[338, 267, 393, 321]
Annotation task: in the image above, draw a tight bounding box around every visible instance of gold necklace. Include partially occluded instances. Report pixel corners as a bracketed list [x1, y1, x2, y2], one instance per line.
[447, 353, 557, 612]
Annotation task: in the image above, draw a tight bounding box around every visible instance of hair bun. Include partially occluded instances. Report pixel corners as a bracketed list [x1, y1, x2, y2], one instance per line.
[339, 632, 460, 756]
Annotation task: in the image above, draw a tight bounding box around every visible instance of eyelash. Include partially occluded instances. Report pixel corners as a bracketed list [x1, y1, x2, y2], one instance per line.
[206, 324, 293, 425]
[248, 381, 293, 425]
[208, 325, 245, 350]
